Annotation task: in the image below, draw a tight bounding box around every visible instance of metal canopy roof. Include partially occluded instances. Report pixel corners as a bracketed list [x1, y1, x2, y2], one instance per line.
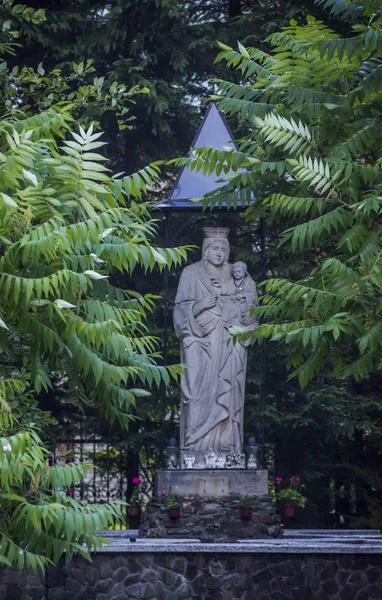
[157, 103, 245, 212]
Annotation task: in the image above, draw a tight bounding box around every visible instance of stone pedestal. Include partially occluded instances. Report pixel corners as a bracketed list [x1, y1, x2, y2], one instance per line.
[156, 469, 268, 497]
[140, 469, 279, 541]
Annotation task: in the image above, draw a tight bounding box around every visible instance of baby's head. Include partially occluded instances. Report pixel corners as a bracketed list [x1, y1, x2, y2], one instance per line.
[231, 261, 247, 280]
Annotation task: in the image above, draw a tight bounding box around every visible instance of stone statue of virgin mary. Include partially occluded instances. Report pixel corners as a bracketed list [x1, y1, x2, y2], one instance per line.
[173, 227, 257, 460]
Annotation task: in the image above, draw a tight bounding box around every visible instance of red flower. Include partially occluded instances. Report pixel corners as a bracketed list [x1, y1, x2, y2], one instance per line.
[132, 476, 141, 485]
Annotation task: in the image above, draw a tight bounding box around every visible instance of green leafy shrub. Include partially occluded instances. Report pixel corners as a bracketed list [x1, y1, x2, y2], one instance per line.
[275, 488, 307, 508]
[0, 419, 124, 571]
[0, 2, 189, 571]
[162, 488, 180, 509]
[0, 118, 186, 428]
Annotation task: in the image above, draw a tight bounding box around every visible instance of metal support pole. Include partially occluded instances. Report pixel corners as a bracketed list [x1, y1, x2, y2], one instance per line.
[259, 217, 267, 468]
[159, 212, 170, 467]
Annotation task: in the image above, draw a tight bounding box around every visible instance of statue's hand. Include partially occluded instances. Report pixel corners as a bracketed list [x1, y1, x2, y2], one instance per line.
[193, 296, 217, 316]
[203, 295, 218, 309]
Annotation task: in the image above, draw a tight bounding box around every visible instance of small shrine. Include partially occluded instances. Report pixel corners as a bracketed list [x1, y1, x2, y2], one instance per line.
[140, 104, 280, 541]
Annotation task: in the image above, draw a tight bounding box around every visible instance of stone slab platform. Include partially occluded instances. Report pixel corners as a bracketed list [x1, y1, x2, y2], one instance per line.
[101, 529, 382, 552]
[156, 468, 268, 497]
[100, 540, 382, 553]
[101, 530, 382, 554]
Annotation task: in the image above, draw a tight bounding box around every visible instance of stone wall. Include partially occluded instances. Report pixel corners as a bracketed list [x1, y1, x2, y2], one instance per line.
[139, 495, 281, 541]
[1, 551, 382, 600]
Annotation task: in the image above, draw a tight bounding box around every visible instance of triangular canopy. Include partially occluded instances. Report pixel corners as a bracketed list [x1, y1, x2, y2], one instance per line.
[157, 103, 241, 212]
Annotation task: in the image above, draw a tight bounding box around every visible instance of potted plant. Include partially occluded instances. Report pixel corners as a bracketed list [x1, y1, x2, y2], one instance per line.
[162, 488, 180, 518]
[239, 494, 254, 520]
[128, 476, 142, 518]
[275, 476, 307, 517]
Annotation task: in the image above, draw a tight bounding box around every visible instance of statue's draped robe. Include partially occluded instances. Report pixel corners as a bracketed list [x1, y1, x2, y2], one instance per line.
[174, 261, 251, 453]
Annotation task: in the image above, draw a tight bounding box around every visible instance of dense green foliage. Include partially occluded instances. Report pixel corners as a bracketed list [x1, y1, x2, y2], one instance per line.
[4, 0, 339, 172]
[0, 116, 185, 427]
[0, 3, 137, 132]
[0, 5, 190, 568]
[0, 420, 124, 571]
[186, 0, 382, 387]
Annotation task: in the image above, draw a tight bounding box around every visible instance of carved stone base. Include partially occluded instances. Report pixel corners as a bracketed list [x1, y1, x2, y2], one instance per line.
[180, 450, 246, 469]
[156, 468, 268, 497]
[139, 492, 281, 541]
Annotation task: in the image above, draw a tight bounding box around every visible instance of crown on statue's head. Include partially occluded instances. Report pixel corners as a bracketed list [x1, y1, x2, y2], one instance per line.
[203, 227, 230, 239]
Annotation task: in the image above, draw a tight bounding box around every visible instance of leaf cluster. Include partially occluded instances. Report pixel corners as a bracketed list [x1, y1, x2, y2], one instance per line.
[0, 424, 124, 571]
[0, 114, 188, 429]
[275, 488, 307, 508]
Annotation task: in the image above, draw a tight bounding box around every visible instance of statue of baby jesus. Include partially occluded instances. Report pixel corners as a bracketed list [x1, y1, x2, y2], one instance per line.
[218, 261, 258, 329]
